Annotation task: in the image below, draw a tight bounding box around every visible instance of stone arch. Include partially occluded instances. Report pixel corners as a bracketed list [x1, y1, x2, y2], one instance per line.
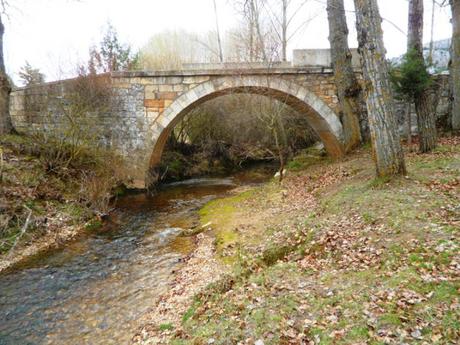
[146, 75, 344, 186]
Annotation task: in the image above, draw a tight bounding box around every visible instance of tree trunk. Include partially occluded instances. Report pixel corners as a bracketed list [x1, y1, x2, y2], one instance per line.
[249, 20, 255, 62]
[327, 0, 362, 152]
[406, 103, 412, 148]
[250, 0, 267, 61]
[414, 90, 437, 151]
[428, 0, 436, 65]
[0, 14, 12, 135]
[452, 0, 460, 130]
[408, 0, 437, 152]
[281, 0, 287, 62]
[213, 0, 224, 63]
[354, 0, 406, 176]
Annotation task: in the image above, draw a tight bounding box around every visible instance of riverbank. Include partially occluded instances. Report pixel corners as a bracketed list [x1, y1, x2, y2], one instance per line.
[133, 136, 459, 345]
[0, 135, 122, 273]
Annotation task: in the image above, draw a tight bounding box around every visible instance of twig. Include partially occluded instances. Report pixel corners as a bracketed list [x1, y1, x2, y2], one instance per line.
[0, 146, 3, 183]
[7, 205, 32, 259]
[160, 165, 169, 181]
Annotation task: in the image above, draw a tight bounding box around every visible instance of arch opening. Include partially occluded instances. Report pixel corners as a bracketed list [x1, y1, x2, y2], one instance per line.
[146, 76, 344, 187]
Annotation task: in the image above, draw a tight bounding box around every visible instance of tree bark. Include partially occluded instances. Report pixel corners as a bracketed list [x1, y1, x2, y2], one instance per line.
[428, 0, 436, 65]
[0, 14, 12, 135]
[408, 0, 437, 152]
[354, 0, 406, 176]
[406, 103, 412, 148]
[452, 0, 460, 130]
[327, 0, 362, 152]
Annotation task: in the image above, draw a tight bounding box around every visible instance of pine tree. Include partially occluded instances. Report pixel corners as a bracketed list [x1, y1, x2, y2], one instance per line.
[19, 62, 45, 86]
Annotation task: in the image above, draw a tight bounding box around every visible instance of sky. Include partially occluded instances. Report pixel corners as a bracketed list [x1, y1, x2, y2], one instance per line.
[4, 0, 453, 85]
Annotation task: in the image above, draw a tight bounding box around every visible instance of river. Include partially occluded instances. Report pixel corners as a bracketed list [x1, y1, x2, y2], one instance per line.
[0, 165, 275, 345]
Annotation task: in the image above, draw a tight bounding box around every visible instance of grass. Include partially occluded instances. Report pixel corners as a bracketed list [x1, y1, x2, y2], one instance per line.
[161, 138, 460, 344]
[286, 146, 330, 171]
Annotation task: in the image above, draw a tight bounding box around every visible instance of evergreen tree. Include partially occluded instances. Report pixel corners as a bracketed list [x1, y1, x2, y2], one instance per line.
[88, 23, 139, 73]
[18, 61, 45, 86]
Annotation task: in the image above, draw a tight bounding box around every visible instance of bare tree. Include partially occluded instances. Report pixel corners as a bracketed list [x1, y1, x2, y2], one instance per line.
[249, 0, 268, 61]
[354, 0, 406, 177]
[327, 0, 362, 152]
[232, 0, 270, 61]
[452, 0, 460, 130]
[407, 0, 437, 152]
[212, 0, 224, 62]
[0, 7, 12, 135]
[262, 0, 316, 61]
[281, 0, 288, 61]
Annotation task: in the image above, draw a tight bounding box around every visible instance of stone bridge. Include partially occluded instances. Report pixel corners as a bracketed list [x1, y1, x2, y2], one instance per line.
[10, 65, 348, 187]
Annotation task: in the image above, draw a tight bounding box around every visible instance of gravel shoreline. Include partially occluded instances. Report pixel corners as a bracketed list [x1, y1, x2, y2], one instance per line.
[132, 231, 226, 345]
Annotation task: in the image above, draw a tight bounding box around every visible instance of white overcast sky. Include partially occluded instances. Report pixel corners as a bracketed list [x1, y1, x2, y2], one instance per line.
[4, 0, 453, 84]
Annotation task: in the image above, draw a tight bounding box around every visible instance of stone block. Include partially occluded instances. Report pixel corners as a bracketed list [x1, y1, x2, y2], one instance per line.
[112, 83, 131, 89]
[165, 77, 183, 84]
[183, 76, 210, 84]
[145, 99, 164, 108]
[146, 111, 160, 120]
[172, 84, 186, 92]
[138, 78, 155, 85]
[149, 77, 167, 85]
[158, 92, 177, 100]
[159, 84, 174, 92]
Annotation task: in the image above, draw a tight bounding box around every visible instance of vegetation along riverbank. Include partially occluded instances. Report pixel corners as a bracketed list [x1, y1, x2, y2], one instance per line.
[0, 134, 127, 273]
[133, 136, 459, 345]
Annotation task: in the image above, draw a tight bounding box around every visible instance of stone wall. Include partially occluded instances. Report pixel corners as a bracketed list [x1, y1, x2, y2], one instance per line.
[394, 74, 451, 134]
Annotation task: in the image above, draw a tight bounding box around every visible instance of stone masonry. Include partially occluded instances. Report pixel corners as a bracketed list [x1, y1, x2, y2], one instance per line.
[10, 60, 449, 186]
[10, 66, 345, 187]
[9, 63, 451, 188]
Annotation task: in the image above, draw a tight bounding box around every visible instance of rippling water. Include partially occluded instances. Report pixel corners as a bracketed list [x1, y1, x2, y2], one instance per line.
[0, 165, 275, 345]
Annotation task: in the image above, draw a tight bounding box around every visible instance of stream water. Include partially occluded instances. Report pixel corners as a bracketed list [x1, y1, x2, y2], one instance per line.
[0, 165, 275, 345]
